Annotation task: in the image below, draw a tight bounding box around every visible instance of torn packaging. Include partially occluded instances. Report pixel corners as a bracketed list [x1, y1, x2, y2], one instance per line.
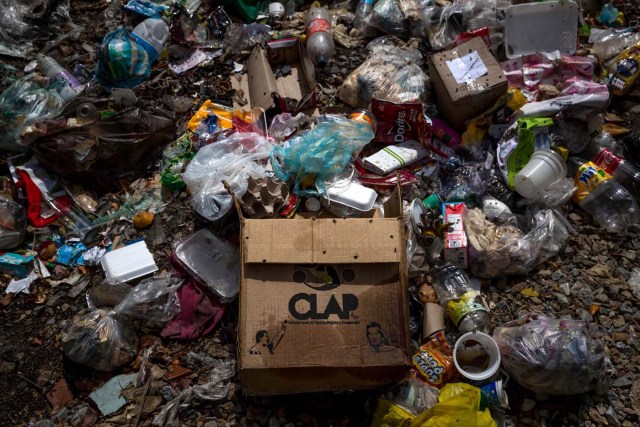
[238, 186, 411, 395]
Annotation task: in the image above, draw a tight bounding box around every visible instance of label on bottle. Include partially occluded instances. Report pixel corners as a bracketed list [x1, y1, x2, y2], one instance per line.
[572, 161, 613, 204]
[445, 291, 488, 328]
[306, 18, 331, 36]
[593, 148, 622, 175]
[361, 0, 375, 4]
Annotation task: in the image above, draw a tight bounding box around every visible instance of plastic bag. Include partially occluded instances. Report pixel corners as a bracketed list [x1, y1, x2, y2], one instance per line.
[183, 132, 272, 221]
[338, 38, 429, 108]
[411, 383, 496, 427]
[31, 107, 176, 191]
[386, 378, 440, 415]
[0, 75, 65, 151]
[271, 116, 374, 195]
[0, 199, 27, 250]
[366, 0, 426, 39]
[464, 207, 568, 278]
[95, 26, 154, 89]
[114, 273, 183, 323]
[592, 29, 640, 63]
[170, 4, 230, 49]
[493, 314, 611, 395]
[0, 0, 80, 58]
[61, 308, 138, 371]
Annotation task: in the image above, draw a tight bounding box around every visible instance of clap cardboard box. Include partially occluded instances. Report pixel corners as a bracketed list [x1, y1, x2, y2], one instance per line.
[237, 188, 411, 395]
[232, 37, 317, 113]
[428, 37, 508, 132]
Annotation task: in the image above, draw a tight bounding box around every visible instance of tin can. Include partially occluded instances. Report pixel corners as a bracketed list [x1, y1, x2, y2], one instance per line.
[350, 109, 375, 131]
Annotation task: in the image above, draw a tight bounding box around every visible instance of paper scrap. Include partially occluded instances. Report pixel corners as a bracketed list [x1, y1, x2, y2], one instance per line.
[89, 373, 137, 416]
[446, 51, 488, 84]
[6, 270, 37, 294]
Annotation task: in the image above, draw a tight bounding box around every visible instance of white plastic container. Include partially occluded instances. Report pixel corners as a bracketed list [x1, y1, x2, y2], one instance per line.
[454, 332, 501, 381]
[269, 2, 285, 21]
[514, 150, 567, 199]
[101, 240, 158, 282]
[132, 18, 170, 60]
[324, 181, 377, 211]
[504, 1, 578, 58]
[37, 54, 85, 102]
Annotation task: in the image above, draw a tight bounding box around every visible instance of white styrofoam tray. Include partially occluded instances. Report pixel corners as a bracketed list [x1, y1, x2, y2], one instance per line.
[504, 1, 579, 58]
[101, 240, 158, 283]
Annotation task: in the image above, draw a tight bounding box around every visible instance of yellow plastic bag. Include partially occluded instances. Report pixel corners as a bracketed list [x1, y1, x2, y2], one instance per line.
[371, 400, 414, 427]
[410, 383, 497, 427]
[187, 100, 256, 131]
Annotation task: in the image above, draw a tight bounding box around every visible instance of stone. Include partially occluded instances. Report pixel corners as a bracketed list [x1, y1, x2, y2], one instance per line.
[613, 332, 630, 342]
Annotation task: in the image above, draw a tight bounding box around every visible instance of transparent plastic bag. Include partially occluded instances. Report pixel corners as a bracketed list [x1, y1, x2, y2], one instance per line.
[271, 116, 374, 195]
[114, 273, 183, 323]
[592, 29, 640, 63]
[493, 314, 612, 395]
[465, 207, 568, 278]
[385, 378, 440, 415]
[0, 0, 79, 58]
[183, 132, 272, 221]
[338, 38, 429, 108]
[61, 307, 138, 371]
[0, 198, 27, 250]
[0, 75, 65, 151]
[366, 0, 426, 39]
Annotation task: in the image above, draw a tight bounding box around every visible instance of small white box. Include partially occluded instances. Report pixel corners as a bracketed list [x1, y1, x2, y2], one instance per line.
[101, 240, 158, 282]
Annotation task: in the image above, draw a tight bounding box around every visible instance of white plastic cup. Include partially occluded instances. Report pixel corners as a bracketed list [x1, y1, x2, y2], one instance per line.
[269, 2, 285, 20]
[514, 149, 567, 199]
[453, 332, 501, 381]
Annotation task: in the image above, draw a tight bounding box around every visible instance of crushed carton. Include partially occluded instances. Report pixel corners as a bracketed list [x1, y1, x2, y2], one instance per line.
[443, 203, 469, 268]
[237, 186, 411, 395]
[232, 38, 316, 114]
[428, 37, 508, 132]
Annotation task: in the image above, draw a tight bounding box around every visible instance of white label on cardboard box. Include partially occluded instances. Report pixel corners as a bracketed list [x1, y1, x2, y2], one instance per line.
[446, 51, 489, 84]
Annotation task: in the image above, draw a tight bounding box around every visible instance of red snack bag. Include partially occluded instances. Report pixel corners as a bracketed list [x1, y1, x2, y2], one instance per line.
[371, 99, 427, 145]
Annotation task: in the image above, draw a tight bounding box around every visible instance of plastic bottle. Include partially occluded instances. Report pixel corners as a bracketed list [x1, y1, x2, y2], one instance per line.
[567, 157, 640, 233]
[131, 18, 170, 62]
[305, 7, 335, 67]
[353, 0, 374, 30]
[581, 135, 640, 200]
[431, 263, 492, 334]
[36, 54, 85, 102]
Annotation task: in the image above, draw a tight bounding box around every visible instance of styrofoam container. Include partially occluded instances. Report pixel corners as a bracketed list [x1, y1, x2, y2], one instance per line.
[324, 181, 377, 211]
[504, 1, 578, 58]
[514, 150, 567, 199]
[454, 332, 501, 381]
[101, 240, 158, 282]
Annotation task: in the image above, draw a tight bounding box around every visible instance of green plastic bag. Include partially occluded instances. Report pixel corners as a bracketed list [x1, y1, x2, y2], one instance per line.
[222, 0, 269, 22]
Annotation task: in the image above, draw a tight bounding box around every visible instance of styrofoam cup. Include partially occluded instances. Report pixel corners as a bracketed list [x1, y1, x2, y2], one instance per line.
[454, 332, 501, 381]
[514, 150, 567, 199]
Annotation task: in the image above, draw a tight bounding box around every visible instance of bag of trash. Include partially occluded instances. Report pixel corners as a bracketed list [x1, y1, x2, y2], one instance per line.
[61, 307, 138, 371]
[339, 37, 429, 108]
[0, 75, 65, 151]
[493, 314, 612, 395]
[366, 0, 426, 39]
[271, 116, 374, 195]
[183, 132, 272, 221]
[0, 198, 27, 250]
[31, 107, 176, 191]
[95, 26, 153, 89]
[114, 273, 183, 324]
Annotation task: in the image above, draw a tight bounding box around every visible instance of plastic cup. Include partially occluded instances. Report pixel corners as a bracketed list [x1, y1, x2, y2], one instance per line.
[514, 150, 567, 199]
[453, 332, 501, 381]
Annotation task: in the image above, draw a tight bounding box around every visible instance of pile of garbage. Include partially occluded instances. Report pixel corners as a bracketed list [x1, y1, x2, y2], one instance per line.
[1, 0, 640, 426]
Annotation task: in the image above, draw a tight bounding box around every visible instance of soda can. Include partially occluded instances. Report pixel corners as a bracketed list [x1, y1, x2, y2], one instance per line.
[350, 109, 376, 131]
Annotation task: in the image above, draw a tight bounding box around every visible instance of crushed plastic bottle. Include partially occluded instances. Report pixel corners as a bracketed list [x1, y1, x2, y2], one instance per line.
[431, 263, 492, 334]
[305, 6, 335, 67]
[354, 0, 374, 30]
[568, 157, 640, 233]
[37, 54, 85, 102]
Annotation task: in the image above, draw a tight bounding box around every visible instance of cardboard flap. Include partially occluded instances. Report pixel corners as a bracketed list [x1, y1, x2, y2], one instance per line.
[243, 218, 403, 264]
[248, 46, 278, 111]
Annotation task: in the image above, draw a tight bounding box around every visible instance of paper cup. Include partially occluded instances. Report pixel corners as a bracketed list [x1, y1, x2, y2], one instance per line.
[454, 332, 501, 381]
[514, 150, 567, 199]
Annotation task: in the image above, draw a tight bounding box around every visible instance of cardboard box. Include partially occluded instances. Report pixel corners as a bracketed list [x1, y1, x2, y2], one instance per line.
[232, 38, 317, 114]
[237, 188, 411, 395]
[428, 37, 508, 132]
[443, 203, 468, 268]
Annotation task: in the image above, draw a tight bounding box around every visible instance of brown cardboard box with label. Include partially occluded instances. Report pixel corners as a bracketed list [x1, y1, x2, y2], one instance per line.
[428, 37, 508, 132]
[238, 188, 411, 395]
[232, 38, 317, 114]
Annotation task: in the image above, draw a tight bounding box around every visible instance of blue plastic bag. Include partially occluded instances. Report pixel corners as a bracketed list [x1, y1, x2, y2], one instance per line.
[270, 117, 374, 195]
[95, 26, 154, 89]
[124, 0, 168, 19]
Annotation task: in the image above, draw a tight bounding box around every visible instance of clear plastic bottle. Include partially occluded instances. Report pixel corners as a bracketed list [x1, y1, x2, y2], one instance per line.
[354, 0, 374, 30]
[305, 7, 335, 67]
[568, 157, 640, 233]
[580, 134, 640, 200]
[431, 263, 492, 334]
[37, 54, 85, 102]
[131, 18, 170, 62]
